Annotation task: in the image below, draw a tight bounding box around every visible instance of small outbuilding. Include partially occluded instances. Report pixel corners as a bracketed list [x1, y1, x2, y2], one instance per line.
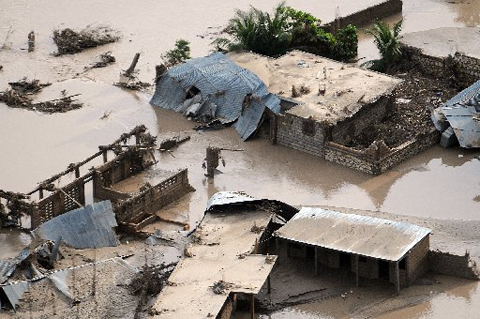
[274, 207, 431, 291]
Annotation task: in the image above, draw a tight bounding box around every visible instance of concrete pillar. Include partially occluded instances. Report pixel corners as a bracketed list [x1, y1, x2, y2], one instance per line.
[102, 151, 108, 163]
[250, 294, 255, 319]
[395, 261, 400, 293]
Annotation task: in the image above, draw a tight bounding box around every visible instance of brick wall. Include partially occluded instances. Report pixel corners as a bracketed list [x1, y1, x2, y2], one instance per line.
[276, 114, 326, 157]
[407, 235, 430, 284]
[429, 250, 479, 280]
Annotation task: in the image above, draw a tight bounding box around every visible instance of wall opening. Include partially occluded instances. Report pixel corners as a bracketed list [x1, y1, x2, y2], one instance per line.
[302, 119, 316, 136]
[379, 260, 389, 280]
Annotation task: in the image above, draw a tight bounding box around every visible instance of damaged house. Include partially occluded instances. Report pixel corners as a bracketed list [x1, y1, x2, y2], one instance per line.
[150, 52, 281, 140]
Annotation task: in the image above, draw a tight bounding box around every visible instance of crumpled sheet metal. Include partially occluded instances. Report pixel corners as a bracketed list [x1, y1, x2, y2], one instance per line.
[438, 80, 480, 148]
[151, 52, 281, 140]
[32, 201, 118, 249]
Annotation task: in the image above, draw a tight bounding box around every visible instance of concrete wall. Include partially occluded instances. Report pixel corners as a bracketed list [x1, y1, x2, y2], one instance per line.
[429, 250, 479, 280]
[330, 95, 394, 145]
[276, 114, 326, 157]
[325, 0, 403, 30]
[324, 129, 440, 175]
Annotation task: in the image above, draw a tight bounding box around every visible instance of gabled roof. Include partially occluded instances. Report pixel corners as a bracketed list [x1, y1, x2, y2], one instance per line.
[150, 52, 281, 140]
[275, 207, 431, 262]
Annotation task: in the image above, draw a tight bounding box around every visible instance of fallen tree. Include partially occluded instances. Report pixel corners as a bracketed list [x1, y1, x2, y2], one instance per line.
[53, 25, 120, 56]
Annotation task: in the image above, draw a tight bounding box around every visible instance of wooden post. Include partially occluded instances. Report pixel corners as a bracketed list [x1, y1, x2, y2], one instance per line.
[395, 261, 400, 293]
[75, 167, 80, 179]
[355, 255, 359, 287]
[28, 31, 35, 52]
[250, 294, 255, 319]
[315, 247, 319, 275]
[39, 188, 44, 200]
[125, 53, 140, 77]
[102, 151, 108, 163]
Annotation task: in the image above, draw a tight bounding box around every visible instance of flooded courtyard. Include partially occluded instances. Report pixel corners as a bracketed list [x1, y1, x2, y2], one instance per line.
[0, 0, 479, 318]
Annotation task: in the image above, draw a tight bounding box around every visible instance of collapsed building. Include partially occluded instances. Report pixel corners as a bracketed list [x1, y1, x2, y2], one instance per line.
[150, 52, 281, 140]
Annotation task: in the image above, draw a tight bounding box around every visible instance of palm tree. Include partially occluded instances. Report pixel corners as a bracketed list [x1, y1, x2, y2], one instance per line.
[363, 19, 403, 72]
[212, 3, 291, 56]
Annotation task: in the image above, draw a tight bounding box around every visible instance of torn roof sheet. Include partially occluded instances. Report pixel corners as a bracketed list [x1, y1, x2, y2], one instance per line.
[206, 191, 258, 210]
[0, 247, 31, 284]
[275, 207, 431, 262]
[150, 52, 281, 140]
[31, 201, 118, 249]
[440, 80, 480, 148]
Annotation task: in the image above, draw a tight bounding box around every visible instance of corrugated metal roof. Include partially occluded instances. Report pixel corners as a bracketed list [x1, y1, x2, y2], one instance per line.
[0, 247, 31, 284]
[275, 207, 431, 262]
[440, 80, 480, 148]
[31, 201, 118, 249]
[1, 281, 30, 309]
[150, 52, 280, 140]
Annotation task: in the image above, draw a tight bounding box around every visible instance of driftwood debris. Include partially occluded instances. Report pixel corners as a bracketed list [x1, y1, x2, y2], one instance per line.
[28, 31, 35, 52]
[91, 51, 116, 68]
[115, 52, 151, 91]
[159, 135, 191, 152]
[53, 26, 120, 56]
[8, 78, 51, 94]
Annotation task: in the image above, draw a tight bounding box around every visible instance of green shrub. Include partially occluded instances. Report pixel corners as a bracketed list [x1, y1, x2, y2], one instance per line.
[363, 19, 403, 72]
[213, 3, 358, 61]
[163, 39, 191, 67]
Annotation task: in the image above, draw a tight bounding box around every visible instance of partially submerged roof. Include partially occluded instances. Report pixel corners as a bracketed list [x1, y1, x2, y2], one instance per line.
[400, 27, 480, 60]
[229, 51, 402, 125]
[275, 207, 431, 262]
[150, 52, 281, 140]
[439, 80, 480, 148]
[150, 209, 276, 318]
[32, 201, 118, 249]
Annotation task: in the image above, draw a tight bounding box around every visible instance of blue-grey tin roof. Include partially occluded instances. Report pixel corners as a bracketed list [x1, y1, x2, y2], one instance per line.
[275, 207, 431, 262]
[440, 80, 480, 148]
[150, 53, 280, 140]
[31, 201, 118, 249]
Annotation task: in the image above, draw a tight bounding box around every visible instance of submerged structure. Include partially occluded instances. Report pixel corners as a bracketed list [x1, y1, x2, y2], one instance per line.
[151, 52, 281, 140]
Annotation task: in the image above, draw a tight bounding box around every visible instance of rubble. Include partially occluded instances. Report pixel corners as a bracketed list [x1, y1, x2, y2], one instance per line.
[158, 135, 190, 152]
[0, 79, 83, 113]
[53, 26, 120, 56]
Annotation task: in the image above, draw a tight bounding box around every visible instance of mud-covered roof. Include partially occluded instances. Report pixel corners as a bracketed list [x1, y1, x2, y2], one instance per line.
[275, 207, 431, 262]
[400, 27, 480, 60]
[228, 51, 401, 126]
[150, 210, 276, 318]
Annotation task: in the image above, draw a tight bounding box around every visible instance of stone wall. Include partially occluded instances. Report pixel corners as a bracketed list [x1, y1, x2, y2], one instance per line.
[402, 45, 480, 84]
[429, 250, 479, 280]
[325, 0, 403, 31]
[324, 129, 440, 175]
[276, 114, 326, 157]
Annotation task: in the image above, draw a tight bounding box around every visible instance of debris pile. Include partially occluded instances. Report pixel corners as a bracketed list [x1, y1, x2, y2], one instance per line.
[53, 26, 120, 56]
[0, 78, 83, 113]
[159, 135, 190, 152]
[211, 280, 233, 295]
[91, 51, 116, 68]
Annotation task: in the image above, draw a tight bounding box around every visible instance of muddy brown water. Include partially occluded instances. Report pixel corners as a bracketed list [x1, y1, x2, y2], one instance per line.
[0, 0, 479, 317]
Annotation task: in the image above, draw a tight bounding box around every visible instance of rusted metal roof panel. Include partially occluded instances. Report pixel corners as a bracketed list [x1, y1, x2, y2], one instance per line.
[275, 207, 431, 262]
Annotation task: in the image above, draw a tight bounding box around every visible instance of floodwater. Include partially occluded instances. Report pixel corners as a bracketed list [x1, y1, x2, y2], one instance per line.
[0, 0, 479, 317]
